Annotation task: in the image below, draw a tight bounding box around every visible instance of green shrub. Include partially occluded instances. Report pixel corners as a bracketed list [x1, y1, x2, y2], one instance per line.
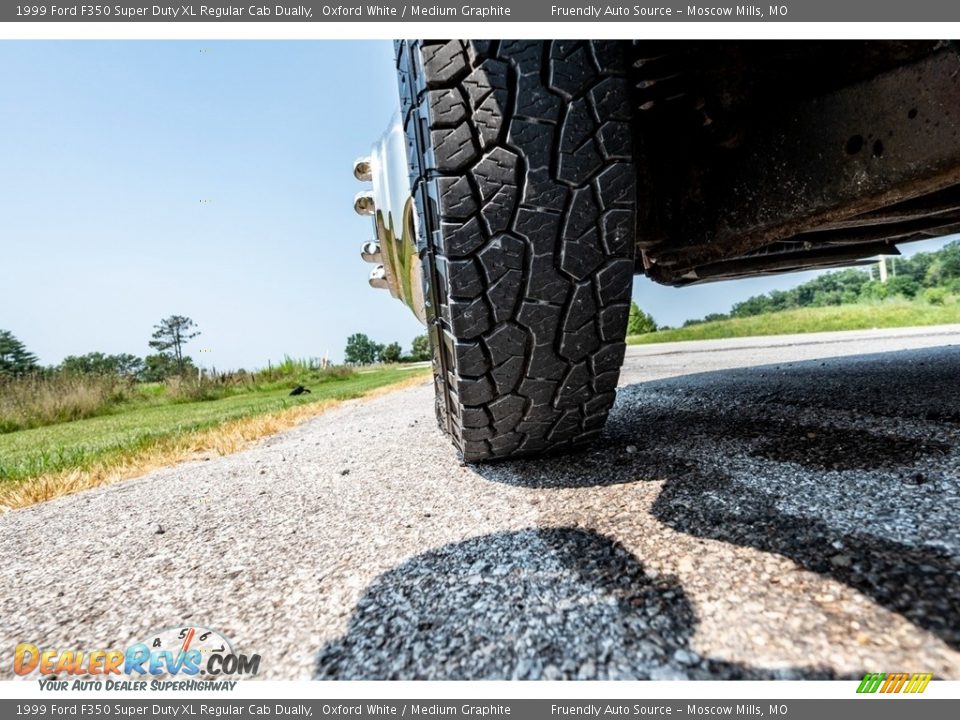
[923, 287, 948, 305]
[859, 280, 889, 301]
[887, 276, 920, 299]
[627, 301, 658, 335]
[165, 376, 232, 403]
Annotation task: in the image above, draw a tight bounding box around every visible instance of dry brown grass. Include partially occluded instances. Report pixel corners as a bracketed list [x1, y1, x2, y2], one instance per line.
[0, 373, 133, 432]
[0, 373, 427, 511]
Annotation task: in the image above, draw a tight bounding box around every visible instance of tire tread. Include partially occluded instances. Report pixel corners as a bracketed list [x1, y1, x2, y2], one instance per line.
[397, 40, 636, 461]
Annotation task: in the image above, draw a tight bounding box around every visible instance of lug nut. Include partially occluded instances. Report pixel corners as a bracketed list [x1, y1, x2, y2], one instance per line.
[353, 156, 372, 182]
[369, 265, 389, 290]
[353, 192, 375, 216]
[361, 241, 382, 263]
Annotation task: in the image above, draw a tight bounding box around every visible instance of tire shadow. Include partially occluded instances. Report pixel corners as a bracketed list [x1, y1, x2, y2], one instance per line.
[315, 527, 837, 680]
[471, 348, 960, 650]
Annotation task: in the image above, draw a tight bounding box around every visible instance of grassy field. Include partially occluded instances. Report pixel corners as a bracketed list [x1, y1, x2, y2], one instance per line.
[628, 300, 960, 345]
[0, 366, 428, 505]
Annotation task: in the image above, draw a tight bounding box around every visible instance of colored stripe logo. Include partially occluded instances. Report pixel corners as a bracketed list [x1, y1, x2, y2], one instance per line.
[857, 672, 932, 694]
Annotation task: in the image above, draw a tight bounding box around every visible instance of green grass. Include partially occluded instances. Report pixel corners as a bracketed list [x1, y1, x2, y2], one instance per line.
[0, 367, 424, 485]
[628, 299, 960, 345]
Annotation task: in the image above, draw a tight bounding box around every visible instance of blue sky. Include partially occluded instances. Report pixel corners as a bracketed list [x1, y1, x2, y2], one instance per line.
[0, 41, 953, 369]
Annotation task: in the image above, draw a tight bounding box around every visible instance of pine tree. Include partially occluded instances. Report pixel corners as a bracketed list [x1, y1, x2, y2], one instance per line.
[148, 315, 200, 375]
[0, 330, 39, 376]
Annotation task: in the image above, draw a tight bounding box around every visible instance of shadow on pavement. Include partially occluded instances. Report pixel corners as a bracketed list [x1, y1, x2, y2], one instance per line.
[315, 527, 837, 680]
[473, 348, 960, 650]
[651, 473, 960, 650]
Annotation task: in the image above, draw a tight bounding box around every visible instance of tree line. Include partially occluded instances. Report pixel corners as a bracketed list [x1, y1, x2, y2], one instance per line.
[344, 333, 431, 365]
[0, 315, 199, 381]
[683, 239, 960, 326]
[2, 315, 435, 381]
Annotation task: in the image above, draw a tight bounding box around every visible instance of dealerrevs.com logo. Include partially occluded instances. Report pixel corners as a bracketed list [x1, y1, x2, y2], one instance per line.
[14, 626, 260, 691]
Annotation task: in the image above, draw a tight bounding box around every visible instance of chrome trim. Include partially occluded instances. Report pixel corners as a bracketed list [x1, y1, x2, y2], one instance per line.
[353, 156, 372, 182]
[360, 241, 382, 263]
[357, 110, 426, 324]
[369, 265, 390, 290]
[353, 191, 375, 216]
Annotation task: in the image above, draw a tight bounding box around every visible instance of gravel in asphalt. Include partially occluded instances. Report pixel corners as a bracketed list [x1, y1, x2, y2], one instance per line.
[1, 327, 958, 680]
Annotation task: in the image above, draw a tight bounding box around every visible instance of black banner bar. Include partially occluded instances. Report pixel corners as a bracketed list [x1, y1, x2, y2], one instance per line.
[4, 1, 960, 23]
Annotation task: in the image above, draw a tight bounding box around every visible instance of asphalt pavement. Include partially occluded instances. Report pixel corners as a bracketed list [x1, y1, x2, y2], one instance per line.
[1, 326, 958, 680]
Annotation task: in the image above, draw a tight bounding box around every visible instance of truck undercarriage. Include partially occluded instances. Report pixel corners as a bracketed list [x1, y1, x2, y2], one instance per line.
[631, 41, 960, 284]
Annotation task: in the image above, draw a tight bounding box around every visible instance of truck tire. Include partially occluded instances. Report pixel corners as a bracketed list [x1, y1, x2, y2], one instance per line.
[396, 40, 637, 462]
